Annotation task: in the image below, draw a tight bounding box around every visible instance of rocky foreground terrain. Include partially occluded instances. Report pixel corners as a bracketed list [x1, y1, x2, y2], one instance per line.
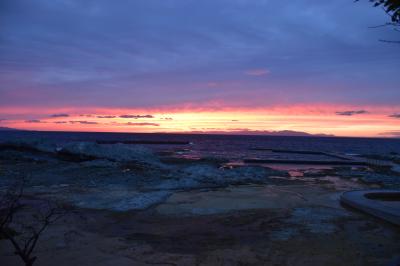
[0, 139, 399, 265]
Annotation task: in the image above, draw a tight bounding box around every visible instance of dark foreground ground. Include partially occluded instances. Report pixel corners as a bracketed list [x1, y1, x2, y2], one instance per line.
[0, 140, 399, 265]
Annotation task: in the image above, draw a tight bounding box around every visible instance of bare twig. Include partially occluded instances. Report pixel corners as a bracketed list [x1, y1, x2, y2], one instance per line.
[0, 177, 68, 266]
[368, 22, 399, 28]
[379, 39, 400, 43]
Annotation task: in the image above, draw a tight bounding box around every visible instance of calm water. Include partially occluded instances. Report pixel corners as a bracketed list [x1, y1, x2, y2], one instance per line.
[1, 131, 400, 160]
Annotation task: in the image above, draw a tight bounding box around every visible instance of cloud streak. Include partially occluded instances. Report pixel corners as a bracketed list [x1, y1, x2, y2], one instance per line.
[126, 122, 160, 126]
[388, 113, 400, 118]
[119, 115, 154, 119]
[97, 115, 116, 118]
[50, 113, 69, 118]
[69, 121, 98, 125]
[335, 110, 368, 116]
[25, 119, 45, 123]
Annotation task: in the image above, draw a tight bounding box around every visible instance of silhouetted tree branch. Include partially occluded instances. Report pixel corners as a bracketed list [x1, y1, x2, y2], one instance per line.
[357, 0, 400, 22]
[356, 0, 400, 43]
[0, 177, 68, 266]
[0, 179, 24, 230]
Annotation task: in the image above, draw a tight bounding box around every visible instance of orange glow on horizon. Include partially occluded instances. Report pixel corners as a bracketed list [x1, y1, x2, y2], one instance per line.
[1, 104, 399, 138]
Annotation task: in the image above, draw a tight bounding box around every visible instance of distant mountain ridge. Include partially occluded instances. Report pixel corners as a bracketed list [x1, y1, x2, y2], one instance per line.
[187, 129, 335, 137]
[0, 127, 20, 131]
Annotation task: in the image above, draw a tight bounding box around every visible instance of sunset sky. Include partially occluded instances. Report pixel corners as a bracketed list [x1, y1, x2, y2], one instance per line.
[0, 0, 399, 137]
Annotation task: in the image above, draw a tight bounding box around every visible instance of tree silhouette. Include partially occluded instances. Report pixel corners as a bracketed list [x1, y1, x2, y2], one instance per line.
[368, 0, 399, 22]
[1, 178, 68, 266]
[357, 0, 400, 43]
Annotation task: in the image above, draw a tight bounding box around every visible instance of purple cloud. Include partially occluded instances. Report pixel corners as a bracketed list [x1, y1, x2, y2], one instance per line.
[335, 110, 368, 116]
[53, 121, 67, 124]
[69, 121, 98, 125]
[97, 115, 116, 118]
[119, 115, 154, 119]
[25, 119, 45, 123]
[388, 113, 400, 119]
[50, 113, 69, 118]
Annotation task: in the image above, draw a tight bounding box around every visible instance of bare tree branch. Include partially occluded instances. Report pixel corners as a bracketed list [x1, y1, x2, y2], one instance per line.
[0, 177, 68, 266]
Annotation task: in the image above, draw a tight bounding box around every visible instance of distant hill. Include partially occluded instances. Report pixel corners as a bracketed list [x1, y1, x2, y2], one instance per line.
[0, 127, 20, 131]
[187, 129, 335, 137]
[253, 130, 334, 137]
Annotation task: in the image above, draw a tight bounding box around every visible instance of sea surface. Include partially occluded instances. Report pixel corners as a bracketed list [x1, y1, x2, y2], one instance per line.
[1, 130, 400, 206]
[1, 130, 400, 160]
